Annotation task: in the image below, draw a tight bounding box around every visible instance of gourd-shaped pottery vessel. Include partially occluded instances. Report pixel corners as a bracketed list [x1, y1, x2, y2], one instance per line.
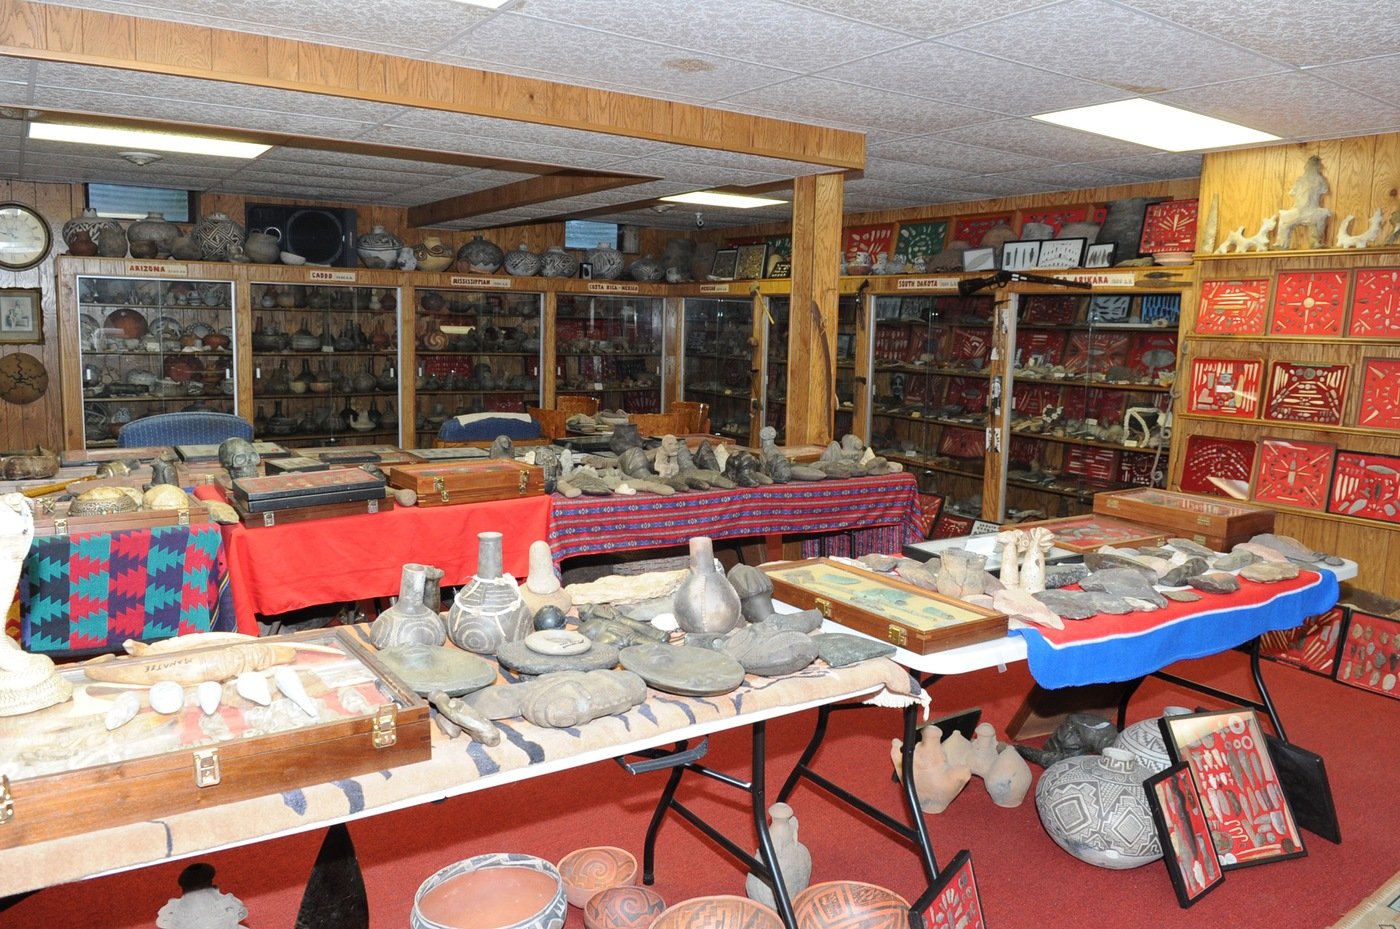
[243, 227, 282, 264]
[745, 802, 811, 909]
[1035, 747, 1163, 869]
[412, 235, 455, 272]
[456, 234, 504, 273]
[66, 229, 99, 257]
[672, 536, 742, 635]
[370, 564, 446, 648]
[627, 254, 664, 282]
[502, 243, 541, 277]
[357, 224, 404, 269]
[447, 531, 532, 655]
[128, 212, 181, 258]
[891, 724, 972, 814]
[586, 241, 625, 280]
[539, 245, 579, 278]
[191, 212, 246, 261]
[63, 208, 123, 253]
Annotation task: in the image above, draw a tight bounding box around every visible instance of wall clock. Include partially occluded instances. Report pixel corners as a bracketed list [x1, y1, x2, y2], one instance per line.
[0, 202, 52, 272]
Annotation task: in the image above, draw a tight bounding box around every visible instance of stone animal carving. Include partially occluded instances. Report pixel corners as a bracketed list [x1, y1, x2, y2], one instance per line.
[1215, 215, 1276, 253]
[1274, 155, 1332, 249]
[1015, 712, 1119, 767]
[1335, 208, 1385, 248]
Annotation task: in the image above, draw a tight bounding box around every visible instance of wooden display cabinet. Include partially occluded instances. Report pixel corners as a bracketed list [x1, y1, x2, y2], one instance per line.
[553, 289, 666, 415]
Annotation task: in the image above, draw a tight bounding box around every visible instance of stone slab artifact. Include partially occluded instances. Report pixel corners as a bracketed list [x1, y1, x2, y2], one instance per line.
[525, 629, 591, 656]
[618, 642, 746, 696]
[1162, 589, 1202, 603]
[1166, 538, 1216, 559]
[1209, 549, 1258, 572]
[717, 626, 818, 677]
[1158, 557, 1210, 588]
[1078, 568, 1167, 608]
[566, 568, 689, 607]
[496, 639, 621, 675]
[466, 668, 646, 727]
[1187, 572, 1241, 594]
[376, 643, 497, 697]
[812, 632, 895, 667]
[763, 609, 823, 635]
[1043, 563, 1089, 589]
[1032, 589, 1101, 621]
[1239, 561, 1301, 583]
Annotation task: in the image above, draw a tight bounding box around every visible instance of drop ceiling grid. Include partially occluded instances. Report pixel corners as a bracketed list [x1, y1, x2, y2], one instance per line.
[1307, 54, 1400, 109]
[1153, 71, 1400, 139]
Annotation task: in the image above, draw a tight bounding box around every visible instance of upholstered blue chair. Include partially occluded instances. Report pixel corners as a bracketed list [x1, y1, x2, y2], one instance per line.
[116, 411, 254, 448]
[437, 412, 542, 444]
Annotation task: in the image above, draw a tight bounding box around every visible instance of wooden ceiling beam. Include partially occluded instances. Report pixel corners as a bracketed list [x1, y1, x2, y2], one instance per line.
[1, 1, 865, 171]
[408, 171, 655, 227]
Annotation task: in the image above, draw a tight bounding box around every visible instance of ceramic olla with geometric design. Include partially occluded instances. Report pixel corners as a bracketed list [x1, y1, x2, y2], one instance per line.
[1034, 747, 1163, 869]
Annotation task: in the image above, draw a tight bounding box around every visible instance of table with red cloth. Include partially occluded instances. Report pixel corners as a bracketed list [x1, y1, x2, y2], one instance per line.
[546, 472, 924, 563]
[193, 486, 550, 634]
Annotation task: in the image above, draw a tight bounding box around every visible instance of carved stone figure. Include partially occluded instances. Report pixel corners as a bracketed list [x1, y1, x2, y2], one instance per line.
[467, 668, 647, 727]
[1274, 155, 1332, 249]
[519, 540, 572, 616]
[218, 437, 259, 479]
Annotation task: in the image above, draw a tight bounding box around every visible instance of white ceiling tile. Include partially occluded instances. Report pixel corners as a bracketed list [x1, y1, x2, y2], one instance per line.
[722, 77, 1002, 135]
[951, 174, 1068, 197]
[822, 41, 1126, 117]
[0, 55, 34, 83]
[992, 163, 1156, 190]
[1121, 0, 1400, 68]
[777, 0, 1061, 39]
[1156, 72, 1400, 140]
[869, 136, 1054, 173]
[385, 109, 668, 157]
[861, 159, 973, 185]
[436, 16, 801, 102]
[932, 117, 1153, 160]
[1081, 151, 1203, 180]
[941, 0, 1286, 93]
[1308, 55, 1400, 108]
[508, 0, 912, 71]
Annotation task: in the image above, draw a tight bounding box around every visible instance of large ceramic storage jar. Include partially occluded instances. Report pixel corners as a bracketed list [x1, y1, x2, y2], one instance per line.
[457, 235, 505, 273]
[539, 245, 578, 278]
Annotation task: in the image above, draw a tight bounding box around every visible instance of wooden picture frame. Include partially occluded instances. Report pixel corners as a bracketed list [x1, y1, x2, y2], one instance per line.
[1084, 242, 1117, 268]
[709, 248, 738, 281]
[1000, 239, 1041, 271]
[0, 288, 42, 344]
[1036, 237, 1087, 269]
[734, 243, 768, 281]
[1160, 708, 1307, 870]
[1146, 763, 1226, 908]
[925, 849, 987, 928]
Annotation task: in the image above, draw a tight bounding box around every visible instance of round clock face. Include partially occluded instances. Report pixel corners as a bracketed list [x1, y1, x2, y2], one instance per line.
[0, 202, 52, 271]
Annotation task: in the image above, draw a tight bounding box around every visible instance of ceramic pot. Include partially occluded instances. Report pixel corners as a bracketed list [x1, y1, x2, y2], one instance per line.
[539, 245, 578, 278]
[412, 853, 566, 929]
[1035, 747, 1163, 869]
[502, 243, 541, 277]
[66, 229, 99, 256]
[170, 235, 203, 260]
[127, 211, 180, 258]
[104, 307, 148, 340]
[457, 234, 505, 273]
[244, 227, 282, 264]
[128, 239, 159, 259]
[62, 208, 122, 252]
[557, 846, 638, 908]
[370, 564, 445, 649]
[583, 886, 666, 929]
[792, 881, 908, 929]
[1111, 706, 1191, 776]
[672, 536, 742, 635]
[586, 241, 625, 280]
[446, 531, 532, 655]
[651, 895, 781, 929]
[191, 212, 246, 261]
[627, 254, 663, 282]
[96, 223, 128, 258]
[357, 224, 404, 269]
[413, 235, 455, 272]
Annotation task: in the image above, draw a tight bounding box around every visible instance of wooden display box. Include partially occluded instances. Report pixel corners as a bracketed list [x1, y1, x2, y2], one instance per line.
[231, 468, 387, 513]
[761, 558, 1008, 654]
[1011, 513, 1168, 554]
[387, 459, 544, 507]
[31, 498, 209, 537]
[0, 628, 430, 849]
[232, 495, 395, 527]
[1094, 488, 1275, 549]
[175, 441, 290, 463]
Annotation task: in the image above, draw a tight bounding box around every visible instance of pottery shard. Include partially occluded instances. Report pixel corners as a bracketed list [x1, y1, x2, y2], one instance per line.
[719, 626, 819, 676]
[1209, 550, 1259, 572]
[1187, 572, 1241, 594]
[1167, 538, 1217, 559]
[895, 563, 940, 590]
[1162, 589, 1203, 603]
[1078, 568, 1168, 607]
[1043, 563, 1090, 589]
[1239, 561, 1301, 583]
[813, 632, 896, 667]
[1033, 589, 1102, 621]
[994, 588, 1065, 630]
[1159, 557, 1210, 587]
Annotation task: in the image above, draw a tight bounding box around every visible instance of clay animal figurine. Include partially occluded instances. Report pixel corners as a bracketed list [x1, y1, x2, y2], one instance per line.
[1215, 215, 1276, 253]
[1335, 208, 1385, 248]
[891, 724, 972, 814]
[968, 722, 1033, 808]
[1274, 155, 1332, 249]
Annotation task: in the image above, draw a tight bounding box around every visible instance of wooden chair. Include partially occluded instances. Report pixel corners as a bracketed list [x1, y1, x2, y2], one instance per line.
[628, 411, 691, 437]
[669, 400, 711, 434]
[556, 394, 600, 416]
[527, 407, 570, 441]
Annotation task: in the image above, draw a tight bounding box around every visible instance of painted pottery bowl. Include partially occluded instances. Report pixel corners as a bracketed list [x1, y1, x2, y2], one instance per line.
[583, 885, 666, 929]
[558, 846, 638, 908]
[411, 853, 566, 929]
[651, 895, 782, 929]
[792, 880, 909, 929]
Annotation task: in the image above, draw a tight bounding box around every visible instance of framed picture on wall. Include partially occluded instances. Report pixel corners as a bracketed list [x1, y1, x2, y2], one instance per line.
[1084, 242, 1117, 268]
[1001, 240, 1041, 271]
[1036, 237, 1087, 268]
[710, 248, 739, 281]
[962, 247, 995, 272]
[734, 243, 768, 281]
[0, 288, 42, 344]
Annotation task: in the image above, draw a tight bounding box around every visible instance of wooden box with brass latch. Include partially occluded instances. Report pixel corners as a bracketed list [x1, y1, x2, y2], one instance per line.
[760, 558, 1008, 655]
[1093, 487, 1275, 550]
[0, 627, 429, 850]
[386, 459, 544, 507]
[31, 496, 210, 537]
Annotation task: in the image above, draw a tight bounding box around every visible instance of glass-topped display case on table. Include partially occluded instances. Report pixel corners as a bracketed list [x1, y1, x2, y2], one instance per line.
[248, 279, 401, 447]
[67, 270, 238, 448]
[681, 296, 753, 443]
[555, 292, 664, 414]
[411, 286, 543, 446]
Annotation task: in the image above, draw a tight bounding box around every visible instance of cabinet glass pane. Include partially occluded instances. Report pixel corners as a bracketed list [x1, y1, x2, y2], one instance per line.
[413, 287, 543, 446]
[249, 282, 401, 446]
[555, 294, 664, 413]
[763, 297, 790, 443]
[681, 297, 752, 443]
[763, 295, 859, 444]
[76, 275, 237, 448]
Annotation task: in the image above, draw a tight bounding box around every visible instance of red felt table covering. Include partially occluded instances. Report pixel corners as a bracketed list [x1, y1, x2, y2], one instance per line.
[194, 486, 549, 633]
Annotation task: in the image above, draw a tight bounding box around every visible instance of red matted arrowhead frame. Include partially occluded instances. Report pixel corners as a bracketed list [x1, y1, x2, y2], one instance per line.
[1139, 199, 1199, 253]
[1196, 279, 1269, 334]
[1348, 268, 1400, 337]
[843, 223, 894, 260]
[1269, 269, 1349, 336]
[1263, 361, 1349, 426]
[1328, 451, 1400, 523]
[1357, 357, 1400, 430]
[1187, 357, 1262, 418]
[1253, 438, 1335, 511]
[952, 214, 1013, 248]
[1179, 434, 1256, 496]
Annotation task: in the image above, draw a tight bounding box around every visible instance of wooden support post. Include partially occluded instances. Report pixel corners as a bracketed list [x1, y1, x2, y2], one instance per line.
[785, 173, 844, 445]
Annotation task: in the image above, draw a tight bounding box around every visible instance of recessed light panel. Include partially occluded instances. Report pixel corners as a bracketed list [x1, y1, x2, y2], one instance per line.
[1033, 99, 1278, 153]
[28, 122, 270, 158]
[660, 191, 788, 209]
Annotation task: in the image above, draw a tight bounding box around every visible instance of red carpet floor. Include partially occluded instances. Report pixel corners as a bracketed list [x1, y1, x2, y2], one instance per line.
[3, 649, 1397, 929]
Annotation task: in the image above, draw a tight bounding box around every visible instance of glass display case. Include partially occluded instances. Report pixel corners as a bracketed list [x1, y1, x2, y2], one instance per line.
[73, 274, 238, 447]
[762, 294, 860, 444]
[412, 286, 543, 445]
[554, 293, 664, 413]
[248, 280, 401, 446]
[681, 296, 753, 443]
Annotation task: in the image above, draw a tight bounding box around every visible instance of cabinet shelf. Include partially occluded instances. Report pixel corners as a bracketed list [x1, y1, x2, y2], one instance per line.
[873, 364, 991, 378]
[1008, 428, 1170, 455]
[1176, 412, 1392, 440]
[1013, 375, 1173, 393]
[872, 409, 987, 429]
[884, 452, 984, 481]
[252, 350, 397, 358]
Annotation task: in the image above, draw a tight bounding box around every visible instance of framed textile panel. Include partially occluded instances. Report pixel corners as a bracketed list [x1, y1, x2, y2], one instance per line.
[1269, 270, 1348, 336]
[1161, 709, 1306, 870]
[1357, 357, 1400, 430]
[843, 223, 894, 259]
[1145, 764, 1225, 908]
[1015, 329, 1066, 367]
[1178, 435, 1255, 497]
[952, 214, 1013, 248]
[1258, 605, 1345, 676]
[1262, 361, 1348, 426]
[1348, 268, 1400, 337]
[1196, 279, 1269, 334]
[1253, 438, 1334, 510]
[1021, 294, 1078, 324]
[924, 849, 987, 928]
[895, 221, 947, 260]
[1328, 451, 1400, 523]
[1186, 357, 1262, 417]
[1335, 610, 1400, 700]
[1139, 199, 1198, 253]
[1063, 331, 1128, 375]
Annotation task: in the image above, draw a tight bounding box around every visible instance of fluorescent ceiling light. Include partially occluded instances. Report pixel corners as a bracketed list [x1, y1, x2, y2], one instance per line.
[660, 191, 788, 209]
[28, 122, 270, 159]
[1032, 99, 1278, 152]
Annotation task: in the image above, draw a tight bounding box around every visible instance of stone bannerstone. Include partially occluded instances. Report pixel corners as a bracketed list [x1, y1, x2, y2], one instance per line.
[812, 632, 896, 667]
[1239, 561, 1302, 583]
[1187, 572, 1242, 594]
[495, 639, 620, 675]
[1162, 589, 1203, 603]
